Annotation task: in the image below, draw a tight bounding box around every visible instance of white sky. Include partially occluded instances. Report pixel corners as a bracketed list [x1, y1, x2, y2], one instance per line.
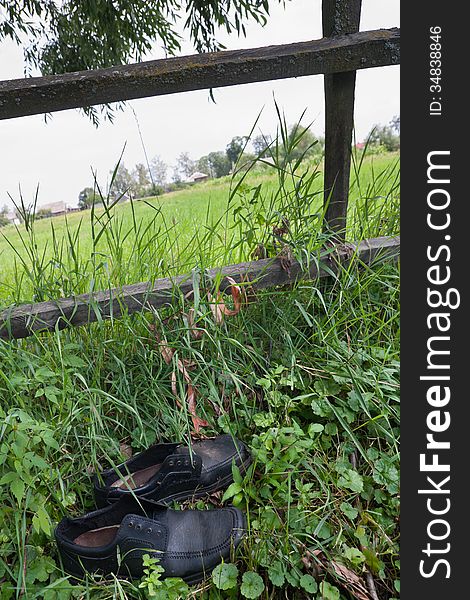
[0, 0, 399, 209]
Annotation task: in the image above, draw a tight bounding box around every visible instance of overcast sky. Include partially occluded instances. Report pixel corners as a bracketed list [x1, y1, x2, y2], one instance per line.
[0, 0, 399, 209]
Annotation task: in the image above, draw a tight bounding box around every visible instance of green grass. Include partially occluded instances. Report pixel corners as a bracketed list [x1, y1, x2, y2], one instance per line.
[0, 133, 400, 600]
[0, 151, 399, 307]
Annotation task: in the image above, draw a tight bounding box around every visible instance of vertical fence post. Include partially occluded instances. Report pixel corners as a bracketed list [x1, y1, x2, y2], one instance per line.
[322, 0, 362, 238]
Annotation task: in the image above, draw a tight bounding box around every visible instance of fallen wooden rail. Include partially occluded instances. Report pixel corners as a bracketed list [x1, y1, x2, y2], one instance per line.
[0, 28, 399, 120]
[0, 236, 399, 340]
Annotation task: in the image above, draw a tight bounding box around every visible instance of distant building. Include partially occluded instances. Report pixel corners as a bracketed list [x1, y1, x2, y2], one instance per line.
[187, 171, 209, 183]
[6, 212, 20, 225]
[355, 142, 366, 150]
[116, 192, 130, 203]
[37, 201, 71, 217]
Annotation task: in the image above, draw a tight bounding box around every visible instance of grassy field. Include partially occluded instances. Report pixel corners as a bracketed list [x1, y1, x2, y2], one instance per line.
[0, 147, 400, 599]
[0, 151, 399, 307]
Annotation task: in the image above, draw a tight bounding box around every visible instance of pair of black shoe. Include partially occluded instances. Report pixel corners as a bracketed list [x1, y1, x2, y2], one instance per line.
[55, 434, 251, 584]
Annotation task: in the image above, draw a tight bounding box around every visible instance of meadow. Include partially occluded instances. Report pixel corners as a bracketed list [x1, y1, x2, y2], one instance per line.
[0, 144, 400, 599]
[0, 151, 399, 307]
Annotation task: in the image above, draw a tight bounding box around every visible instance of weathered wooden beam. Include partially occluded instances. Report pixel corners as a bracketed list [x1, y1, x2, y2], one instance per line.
[0, 236, 399, 340]
[0, 29, 399, 120]
[323, 0, 363, 237]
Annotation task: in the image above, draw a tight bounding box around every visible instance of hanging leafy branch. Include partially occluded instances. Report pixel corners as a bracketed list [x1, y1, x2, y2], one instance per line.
[1, 1, 284, 72]
[1, 1, 284, 122]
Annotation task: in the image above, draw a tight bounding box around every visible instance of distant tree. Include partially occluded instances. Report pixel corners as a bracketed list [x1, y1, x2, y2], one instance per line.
[314, 135, 325, 155]
[132, 163, 152, 198]
[367, 123, 400, 152]
[252, 134, 273, 156]
[283, 123, 321, 162]
[0, 204, 10, 227]
[111, 164, 134, 196]
[171, 168, 181, 184]
[204, 151, 231, 178]
[78, 187, 100, 210]
[226, 136, 248, 167]
[150, 156, 168, 189]
[390, 115, 400, 133]
[174, 152, 196, 181]
[197, 156, 212, 177]
[235, 151, 257, 172]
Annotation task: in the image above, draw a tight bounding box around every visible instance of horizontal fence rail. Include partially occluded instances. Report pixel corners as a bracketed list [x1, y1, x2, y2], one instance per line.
[0, 28, 399, 120]
[0, 236, 399, 340]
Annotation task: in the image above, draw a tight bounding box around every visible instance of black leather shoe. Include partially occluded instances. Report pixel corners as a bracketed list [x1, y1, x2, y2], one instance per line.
[93, 434, 251, 508]
[55, 495, 246, 583]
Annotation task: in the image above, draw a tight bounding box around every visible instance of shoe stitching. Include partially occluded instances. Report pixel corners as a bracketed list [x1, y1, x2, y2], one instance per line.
[164, 534, 240, 559]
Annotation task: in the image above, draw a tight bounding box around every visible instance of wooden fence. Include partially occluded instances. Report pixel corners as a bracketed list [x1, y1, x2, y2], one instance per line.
[0, 0, 400, 340]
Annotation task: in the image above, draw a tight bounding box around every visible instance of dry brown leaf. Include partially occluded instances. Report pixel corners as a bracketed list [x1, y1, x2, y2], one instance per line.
[207, 291, 225, 324]
[187, 383, 209, 433]
[217, 295, 233, 316]
[149, 325, 175, 365]
[159, 342, 174, 365]
[208, 277, 246, 323]
[331, 561, 371, 600]
[304, 551, 371, 600]
[278, 243, 294, 275]
[171, 371, 180, 403]
[220, 276, 243, 316]
[252, 243, 267, 260]
[176, 359, 193, 383]
[170, 364, 208, 434]
[273, 217, 290, 237]
[186, 308, 204, 340]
